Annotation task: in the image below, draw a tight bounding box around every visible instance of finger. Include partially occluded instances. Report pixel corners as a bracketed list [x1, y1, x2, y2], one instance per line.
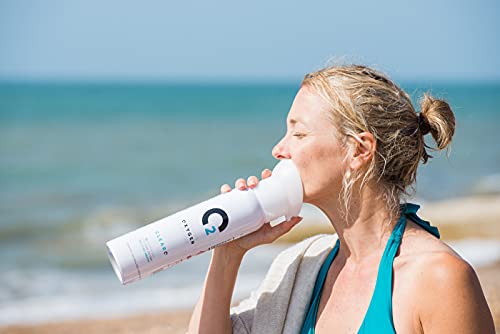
[281, 216, 303, 229]
[235, 178, 247, 190]
[285, 216, 303, 227]
[269, 216, 303, 240]
[220, 184, 232, 193]
[261, 169, 272, 179]
[247, 175, 259, 188]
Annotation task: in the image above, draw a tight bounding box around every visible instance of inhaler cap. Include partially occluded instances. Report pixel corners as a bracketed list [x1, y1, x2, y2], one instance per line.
[254, 159, 304, 222]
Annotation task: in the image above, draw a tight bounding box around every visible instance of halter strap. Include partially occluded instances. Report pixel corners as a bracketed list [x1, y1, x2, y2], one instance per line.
[359, 202, 440, 332]
[401, 202, 440, 238]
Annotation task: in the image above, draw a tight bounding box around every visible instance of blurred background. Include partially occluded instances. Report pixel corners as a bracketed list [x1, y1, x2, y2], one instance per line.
[0, 0, 499, 332]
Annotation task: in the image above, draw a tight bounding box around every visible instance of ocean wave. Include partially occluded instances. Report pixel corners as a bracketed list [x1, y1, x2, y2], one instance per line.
[447, 239, 500, 267]
[0, 244, 287, 325]
[471, 173, 500, 195]
[0, 202, 327, 270]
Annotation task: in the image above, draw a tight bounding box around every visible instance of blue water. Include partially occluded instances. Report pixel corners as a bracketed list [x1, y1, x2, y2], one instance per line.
[0, 81, 499, 324]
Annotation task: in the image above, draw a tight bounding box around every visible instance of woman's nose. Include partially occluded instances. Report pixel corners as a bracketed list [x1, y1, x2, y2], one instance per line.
[272, 142, 291, 160]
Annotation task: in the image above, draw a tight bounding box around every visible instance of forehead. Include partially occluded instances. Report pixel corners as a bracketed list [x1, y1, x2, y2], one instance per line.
[287, 86, 333, 128]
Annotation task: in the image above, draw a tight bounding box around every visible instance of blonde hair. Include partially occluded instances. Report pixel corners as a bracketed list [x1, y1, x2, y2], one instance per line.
[301, 64, 456, 221]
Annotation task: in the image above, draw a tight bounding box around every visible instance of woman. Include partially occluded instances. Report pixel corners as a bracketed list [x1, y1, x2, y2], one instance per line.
[187, 64, 495, 333]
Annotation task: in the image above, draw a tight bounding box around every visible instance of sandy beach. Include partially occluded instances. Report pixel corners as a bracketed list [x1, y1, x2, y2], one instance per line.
[1, 195, 499, 333]
[277, 195, 500, 243]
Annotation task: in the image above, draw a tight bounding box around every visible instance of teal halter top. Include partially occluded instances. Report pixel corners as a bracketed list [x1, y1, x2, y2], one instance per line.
[300, 203, 440, 334]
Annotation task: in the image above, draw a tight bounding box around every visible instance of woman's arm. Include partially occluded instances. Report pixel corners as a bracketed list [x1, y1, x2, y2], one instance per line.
[187, 170, 302, 333]
[187, 246, 245, 334]
[417, 253, 495, 333]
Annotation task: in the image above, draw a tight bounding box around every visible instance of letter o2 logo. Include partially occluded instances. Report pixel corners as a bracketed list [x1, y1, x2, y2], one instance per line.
[202, 208, 229, 236]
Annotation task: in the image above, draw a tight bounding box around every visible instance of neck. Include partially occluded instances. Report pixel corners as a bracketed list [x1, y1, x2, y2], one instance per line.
[314, 185, 399, 264]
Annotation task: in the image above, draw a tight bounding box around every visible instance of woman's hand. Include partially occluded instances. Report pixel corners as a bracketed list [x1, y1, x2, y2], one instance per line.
[216, 168, 303, 257]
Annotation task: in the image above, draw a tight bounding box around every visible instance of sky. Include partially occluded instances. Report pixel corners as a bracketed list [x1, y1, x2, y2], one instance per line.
[0, 0, 499, 82]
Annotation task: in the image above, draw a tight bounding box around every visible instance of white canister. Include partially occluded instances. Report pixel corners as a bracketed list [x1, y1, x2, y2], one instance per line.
[106, 159, 303, 285]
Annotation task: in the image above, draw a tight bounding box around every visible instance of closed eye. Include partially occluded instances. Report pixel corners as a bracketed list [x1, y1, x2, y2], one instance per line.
[293, 133, 306, 138]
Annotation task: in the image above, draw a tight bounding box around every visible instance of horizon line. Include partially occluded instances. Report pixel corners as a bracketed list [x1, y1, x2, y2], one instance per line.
[1, 75, 500, 86]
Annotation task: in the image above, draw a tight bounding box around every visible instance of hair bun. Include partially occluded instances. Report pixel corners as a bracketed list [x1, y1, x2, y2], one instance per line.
[419, 93, 456, 150]
[417, 113, 431, 135]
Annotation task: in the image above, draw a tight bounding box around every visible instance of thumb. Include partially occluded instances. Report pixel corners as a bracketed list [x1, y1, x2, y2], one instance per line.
[269, 216, 303, 240]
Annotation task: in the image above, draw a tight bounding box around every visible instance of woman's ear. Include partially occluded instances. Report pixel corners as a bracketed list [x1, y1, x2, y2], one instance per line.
[349, 132, 376, 171]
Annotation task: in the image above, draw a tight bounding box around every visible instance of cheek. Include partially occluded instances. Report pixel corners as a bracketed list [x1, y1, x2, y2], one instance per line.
[295, 141, 347, 202]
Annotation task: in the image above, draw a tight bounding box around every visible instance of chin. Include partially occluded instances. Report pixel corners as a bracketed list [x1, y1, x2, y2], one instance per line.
[302, 189, 320, 206]
[302, 184, 341, 207]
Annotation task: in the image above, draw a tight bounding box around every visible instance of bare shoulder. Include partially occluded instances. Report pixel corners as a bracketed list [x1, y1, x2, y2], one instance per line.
[411, 245, 478, 297]
[397, 220, 495, 333]
[396, 222, 473, 301]
[400, 218, 460, 256]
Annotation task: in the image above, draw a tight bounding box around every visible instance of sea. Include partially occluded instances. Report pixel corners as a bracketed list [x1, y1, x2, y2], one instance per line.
[0, 80, 499, 325]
